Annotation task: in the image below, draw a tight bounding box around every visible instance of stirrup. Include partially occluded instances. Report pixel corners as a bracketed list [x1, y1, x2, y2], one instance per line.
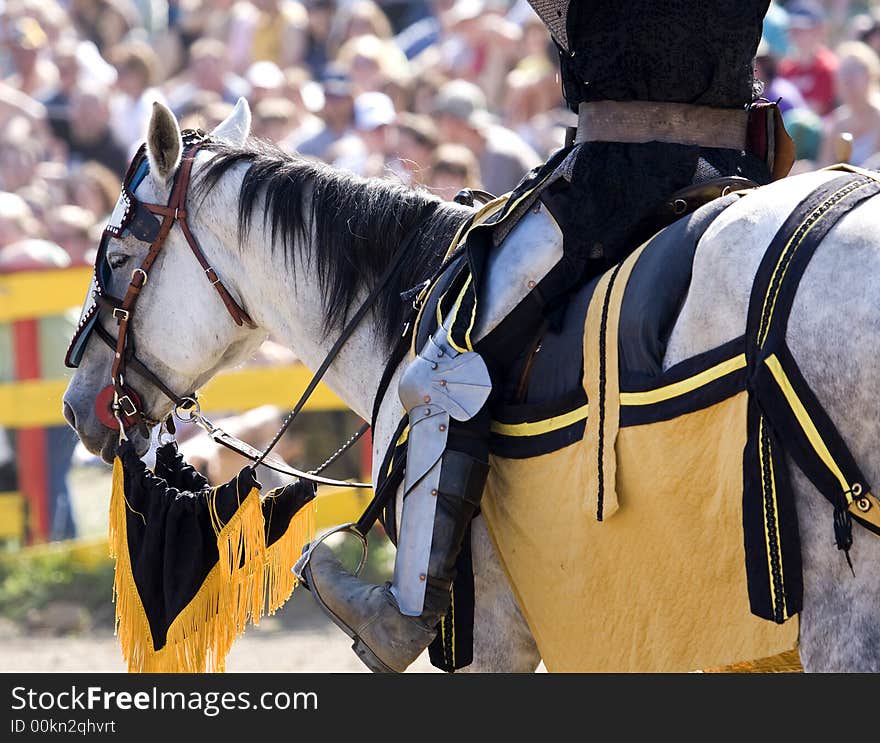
[293, 522, 368, 583]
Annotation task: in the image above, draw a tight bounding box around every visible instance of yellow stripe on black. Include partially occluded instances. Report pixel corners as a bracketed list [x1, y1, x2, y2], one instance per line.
[758, 417, 788, 621]
[491, 354, 746, 437]
[446, 275, 474, 354]
[764, 354, 851, 495]
[619, 354, 746, 406]
[491, 403, 589, 437]
[758, 181, 866, 349]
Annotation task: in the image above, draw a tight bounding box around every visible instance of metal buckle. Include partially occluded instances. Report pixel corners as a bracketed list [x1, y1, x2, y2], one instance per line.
[112, 308, 130, 322]
[116, 394, 138, 417]
[205, 267, 221, 286]
[293, 523, 368, 582]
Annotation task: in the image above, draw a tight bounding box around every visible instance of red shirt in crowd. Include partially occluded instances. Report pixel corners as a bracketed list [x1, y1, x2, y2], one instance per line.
[779, 47, 839, 116]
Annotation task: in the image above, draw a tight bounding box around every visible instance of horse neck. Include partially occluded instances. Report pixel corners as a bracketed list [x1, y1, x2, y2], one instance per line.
[235, 221, 389, 423]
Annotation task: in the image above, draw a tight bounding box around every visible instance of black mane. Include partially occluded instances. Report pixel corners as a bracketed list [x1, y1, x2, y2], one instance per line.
[198, 139, 471, 346]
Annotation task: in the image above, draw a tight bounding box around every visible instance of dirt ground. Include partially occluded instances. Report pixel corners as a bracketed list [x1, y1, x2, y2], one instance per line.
[1, 460, 441, 673]
[0, 597, 439, 673]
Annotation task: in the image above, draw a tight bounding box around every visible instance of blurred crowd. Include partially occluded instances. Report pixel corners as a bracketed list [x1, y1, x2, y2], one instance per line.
[3, 0, 880, 540]
[1, 0, 880, 270]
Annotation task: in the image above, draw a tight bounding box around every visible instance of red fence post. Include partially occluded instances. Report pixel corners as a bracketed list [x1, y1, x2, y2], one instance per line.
[12, 318, 49, 542]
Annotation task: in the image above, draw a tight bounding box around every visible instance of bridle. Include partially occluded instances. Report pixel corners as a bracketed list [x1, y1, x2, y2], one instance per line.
[65, 130, 383, 488]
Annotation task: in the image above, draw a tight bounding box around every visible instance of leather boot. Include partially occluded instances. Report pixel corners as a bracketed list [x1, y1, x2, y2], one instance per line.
[299, 449, 489, 673]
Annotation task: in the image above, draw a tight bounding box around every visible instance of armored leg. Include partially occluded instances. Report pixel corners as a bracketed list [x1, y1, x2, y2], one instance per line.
[296, 202, 564, 672]
[299, 418, 489, 672]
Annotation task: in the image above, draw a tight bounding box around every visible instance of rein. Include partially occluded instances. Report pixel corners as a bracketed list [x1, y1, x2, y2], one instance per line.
[69, 132, 445, 491]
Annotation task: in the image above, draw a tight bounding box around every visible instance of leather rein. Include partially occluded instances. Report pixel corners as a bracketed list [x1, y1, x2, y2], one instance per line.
[81, 134, 432, 490]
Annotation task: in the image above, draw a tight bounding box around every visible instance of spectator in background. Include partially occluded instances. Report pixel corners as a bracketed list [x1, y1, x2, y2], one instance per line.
[302, 0, 338, 77]
[394, 0, 455, 60]
[432, 79, 541, 196]
[330, 90, 396, 177]
[762, 0, 791, 58]
[428, 142, 481, 200]
[3, 17, 57, 100]
[107, 40, 166, 152]
[328, 0, 395, 54]
[41, 38, 81, 141]
[0, 118, 42, 194]
[253, 96, 298, 142]
[291, 65, 355, 159]
[0, 192, 41, 247]
[46, 204, 96, 266]
[755, 39, 808, 115]
[819, 41, 880, 166]
[394, 111, 438, 186]
[230, 0, 309, 72]
[165, 37, 250, 115]
[245, 60, 286, 104]
[280, 66, 324, 143]
[337, 34, 409, 95]
[856, 11, 880, 59]
[780, 1, 839, 115]
[60, 83, 129, 175]
[69, 161, 122, 222]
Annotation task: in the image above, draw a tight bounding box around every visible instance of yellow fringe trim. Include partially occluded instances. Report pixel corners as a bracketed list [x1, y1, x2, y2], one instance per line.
[264, 499, 316, 615]
[703, 647, 803, 673]
[110, 457, 267, 673]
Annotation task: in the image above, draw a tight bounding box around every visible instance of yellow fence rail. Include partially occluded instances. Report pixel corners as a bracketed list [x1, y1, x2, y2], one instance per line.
[0, 267, 348, 427]
[0, 267, 370, 542]
[0, 267, 93, 322]
[0, 365, 346, 428]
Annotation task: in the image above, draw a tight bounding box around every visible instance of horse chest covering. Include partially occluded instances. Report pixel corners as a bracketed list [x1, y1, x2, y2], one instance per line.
[479, 168, 880, 672]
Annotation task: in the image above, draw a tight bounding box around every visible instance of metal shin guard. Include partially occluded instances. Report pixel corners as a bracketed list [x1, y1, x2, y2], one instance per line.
[397, 424, 491, 629]
[393, 323, 492, 616]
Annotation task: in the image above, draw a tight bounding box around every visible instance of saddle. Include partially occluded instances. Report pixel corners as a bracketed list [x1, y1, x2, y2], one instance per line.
[393, 165, 880, 672]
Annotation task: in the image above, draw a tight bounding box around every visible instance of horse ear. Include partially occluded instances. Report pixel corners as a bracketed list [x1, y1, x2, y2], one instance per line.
[211, 98, 251, 146]
[146, 101, 182, 185]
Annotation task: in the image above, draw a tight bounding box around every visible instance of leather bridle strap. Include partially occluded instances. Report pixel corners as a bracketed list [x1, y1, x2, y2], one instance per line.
[108, 142, 254, 426]
[249, 199, 442, 473]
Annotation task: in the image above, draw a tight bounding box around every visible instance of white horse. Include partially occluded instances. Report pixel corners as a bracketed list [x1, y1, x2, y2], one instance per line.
[63, 101, 880, 672]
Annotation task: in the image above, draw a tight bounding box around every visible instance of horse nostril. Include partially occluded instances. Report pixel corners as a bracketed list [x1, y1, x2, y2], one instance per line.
[63, 401, 77, 429]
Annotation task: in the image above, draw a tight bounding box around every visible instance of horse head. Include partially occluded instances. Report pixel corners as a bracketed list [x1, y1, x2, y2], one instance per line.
[63, 100, 265, 462]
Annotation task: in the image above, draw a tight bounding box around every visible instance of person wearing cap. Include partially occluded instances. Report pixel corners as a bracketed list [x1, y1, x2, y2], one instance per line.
[291, 65, 356, 160]
[432, 79, 541, 196]
[302, 1, 784, 674]
[330, 90, 397, 178]
[3, 17, 57, 100]
[780, 1, 839, 115]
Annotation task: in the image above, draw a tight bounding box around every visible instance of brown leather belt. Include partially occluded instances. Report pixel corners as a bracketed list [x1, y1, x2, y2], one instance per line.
[576, 101, 748, 150]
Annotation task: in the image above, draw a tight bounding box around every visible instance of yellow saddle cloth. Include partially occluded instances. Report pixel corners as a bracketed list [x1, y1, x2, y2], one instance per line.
[481, 239, 799, 673]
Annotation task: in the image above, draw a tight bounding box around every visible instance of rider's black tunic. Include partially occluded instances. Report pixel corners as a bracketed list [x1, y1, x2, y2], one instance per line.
[519, 0, 773, 289]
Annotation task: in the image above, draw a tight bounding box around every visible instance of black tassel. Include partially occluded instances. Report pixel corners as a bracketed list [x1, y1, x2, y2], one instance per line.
[833, 496, 855, 576]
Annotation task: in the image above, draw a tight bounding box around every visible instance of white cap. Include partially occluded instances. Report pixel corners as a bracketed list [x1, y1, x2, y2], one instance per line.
[354, 91, 396, 131]
[246, 60, 285, 90]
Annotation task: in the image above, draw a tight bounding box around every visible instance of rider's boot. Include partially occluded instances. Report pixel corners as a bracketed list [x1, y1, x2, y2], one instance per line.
[300, 439, 489, 672]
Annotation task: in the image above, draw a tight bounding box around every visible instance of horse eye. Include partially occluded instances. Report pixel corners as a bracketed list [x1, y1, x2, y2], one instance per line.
[107, 253, 130, 269]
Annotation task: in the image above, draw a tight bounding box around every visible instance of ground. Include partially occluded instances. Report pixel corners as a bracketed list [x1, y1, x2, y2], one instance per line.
[0, 455, 441, 673]
[0, 601, 439, 673]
